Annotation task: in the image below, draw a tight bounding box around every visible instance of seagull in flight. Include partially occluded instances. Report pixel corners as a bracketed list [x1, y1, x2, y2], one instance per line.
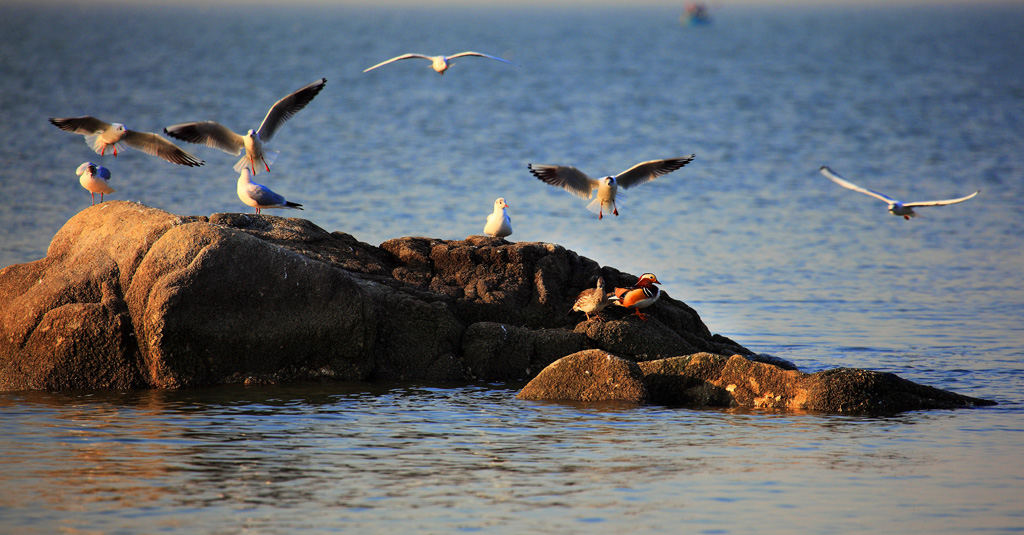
[76, 162, 114, 204]
[49, 117, 204, 167]
[236, 168, 303, 214]
[820, 166, 979, 220]
[363, 52, 514, 75]
[528, 156, 695, 219]
[164, 78, 327, 175]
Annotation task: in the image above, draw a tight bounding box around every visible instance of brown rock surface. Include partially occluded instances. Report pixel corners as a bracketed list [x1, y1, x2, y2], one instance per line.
[515, 349, 649, 403]
[1, 202, 744, 390]
[633, 353, 996, 412]
[0, 202, 998, 412]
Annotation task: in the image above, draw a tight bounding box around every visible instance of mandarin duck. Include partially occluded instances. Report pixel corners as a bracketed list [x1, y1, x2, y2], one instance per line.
[571, 276, 616, 321]
[613, 273, 661, 321]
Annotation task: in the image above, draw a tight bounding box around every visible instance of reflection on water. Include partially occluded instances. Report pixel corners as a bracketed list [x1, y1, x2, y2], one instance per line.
[2, 384, 1022, 534]
[2, 3, 1024, 534]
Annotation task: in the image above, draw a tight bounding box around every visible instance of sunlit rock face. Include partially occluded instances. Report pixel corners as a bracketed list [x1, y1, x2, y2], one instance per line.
[0, 202, 996, 412]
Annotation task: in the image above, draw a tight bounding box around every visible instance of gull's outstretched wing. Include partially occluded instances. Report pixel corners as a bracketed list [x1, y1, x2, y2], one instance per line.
[820, 166, 898, 204]
[122, 130, 204, 167]
[904, 190, 980, 208]
[363, 54, 434, 73]
[528, 163, 597, 199]
[615, 155, 695, 189]
[255, 78, 328, 142]
[164, 121, 245, 155]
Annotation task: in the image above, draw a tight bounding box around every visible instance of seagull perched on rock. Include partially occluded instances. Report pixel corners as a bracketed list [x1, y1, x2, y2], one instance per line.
[820, 166, 980, 220]
[236, 168, 303, 214]
[165, 78, 327, 175]
[528, 156, 695, 219]
[571, 277, 616, 321]
[363, 52, 514, 75]
[49, 117, 204, 167]
[76, 162, 114, 205]
[613, 273, 661, 321]
[483, 197, 513, 238]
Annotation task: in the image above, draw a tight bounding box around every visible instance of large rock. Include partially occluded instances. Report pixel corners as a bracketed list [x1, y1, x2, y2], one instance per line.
[0, 202, 998, 412]
[515, 350, 649, 403]
[0, 202, 744, 390]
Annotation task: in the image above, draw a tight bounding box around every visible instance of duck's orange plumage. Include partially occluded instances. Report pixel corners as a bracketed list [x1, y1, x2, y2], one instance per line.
[613, 273, 661, 321]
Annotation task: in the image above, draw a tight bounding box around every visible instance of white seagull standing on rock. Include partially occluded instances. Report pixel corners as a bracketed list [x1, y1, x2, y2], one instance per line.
[76, 162, 114, 205]
[820, 166, 979, 220]
[49, 117, 204, 167]
[164, 78, 327, 175]
[484, 197, 513, 238]
[363, 52, 514, 75]
[528, 156, 696, 219]
[236, 168, 303, 214]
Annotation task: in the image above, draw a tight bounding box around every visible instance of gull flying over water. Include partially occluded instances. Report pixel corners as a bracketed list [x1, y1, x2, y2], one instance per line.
[820, 166, 979, 220]
[236, 168, 303, 214]
[76, 162, 114, 204]
[164, 78, 327, 175]
[49, 117, 204, 167]
[528, 156, 696, 219]
[363, 52, 514, 75]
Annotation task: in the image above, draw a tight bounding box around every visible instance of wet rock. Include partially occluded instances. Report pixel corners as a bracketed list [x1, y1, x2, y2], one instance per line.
[632, 353, 996, 412]
[0, 202, 998, 412]
[462, 322, 589, 380]
[515, 349, 649, 403]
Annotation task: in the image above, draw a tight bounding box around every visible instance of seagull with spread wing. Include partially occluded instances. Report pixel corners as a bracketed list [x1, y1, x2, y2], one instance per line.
[49, 117, 203, 167]
[363, 52, 514, 75]
[820, 166, 979, 220]
[528, 156, 696, 219]
[164, 78, 326, 175]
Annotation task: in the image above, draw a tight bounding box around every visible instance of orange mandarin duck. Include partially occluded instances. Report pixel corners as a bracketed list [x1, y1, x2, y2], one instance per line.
[613, 273, 661, 321]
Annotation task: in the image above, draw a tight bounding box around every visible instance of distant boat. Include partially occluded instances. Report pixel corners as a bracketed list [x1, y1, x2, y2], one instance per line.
[681, 2, 712, 26]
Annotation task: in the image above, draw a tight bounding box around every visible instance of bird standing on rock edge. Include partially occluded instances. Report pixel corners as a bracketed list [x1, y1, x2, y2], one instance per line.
[236, 168, 303, 214]
[528, 156, 696, 219]
[571, 277, 616, 321]
[613, 273, 661, 321]
[484, 197, 513, 238]
[76, 162, 114, 205]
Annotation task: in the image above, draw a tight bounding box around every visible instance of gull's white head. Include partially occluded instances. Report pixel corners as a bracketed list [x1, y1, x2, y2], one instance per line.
[494, 197, 508, 210]
[432, 56, 451, 74]
[76, 162, 96, 176]
[112, 123, 126, 133]
[888, 202, 917, 219]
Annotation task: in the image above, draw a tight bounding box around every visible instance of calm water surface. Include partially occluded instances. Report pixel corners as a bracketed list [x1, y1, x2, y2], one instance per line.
[1, 3, 1023, 534]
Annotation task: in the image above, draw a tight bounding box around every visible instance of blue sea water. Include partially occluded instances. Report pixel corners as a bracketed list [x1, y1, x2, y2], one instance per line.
[1, 3, 1023, 534]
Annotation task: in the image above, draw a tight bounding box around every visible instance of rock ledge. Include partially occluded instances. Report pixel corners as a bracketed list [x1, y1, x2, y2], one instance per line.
[0, 202, 996, 412]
